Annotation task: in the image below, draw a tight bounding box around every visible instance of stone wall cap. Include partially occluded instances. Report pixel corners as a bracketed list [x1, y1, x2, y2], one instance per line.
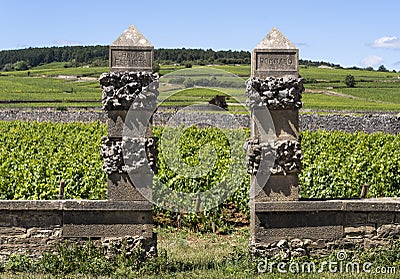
[255, 27, 296, 50]
[255, 198, 400, 212]
[111, 25, 153, 47]
[0, 200, 152, 211]
[255, 200, 345, 212]
[0, 200, 62, 210]
[62, 200, 152, 211]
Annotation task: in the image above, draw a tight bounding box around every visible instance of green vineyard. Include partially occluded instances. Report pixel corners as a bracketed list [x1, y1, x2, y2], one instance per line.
[1, 121, 400, 229]
[0, 121, 107, 200]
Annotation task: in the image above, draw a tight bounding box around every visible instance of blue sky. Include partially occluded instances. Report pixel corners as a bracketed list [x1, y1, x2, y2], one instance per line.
[1, 0, 400, 70]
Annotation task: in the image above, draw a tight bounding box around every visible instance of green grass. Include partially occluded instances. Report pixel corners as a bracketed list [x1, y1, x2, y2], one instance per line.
[5, 63, 108, 77]
[303, 92, 400, 111]
[159, 87, 241, 102]
[301, 67, 400, 111]
[299, 66, 399, 81]
[1, 63, 400, 111]
[0, 76, 100, 99]
[0, 63, 106, 106]
[0, 67, 102, 106]
[1, 227, 399, 278]
[338, 86, 400, 104]
[208, 65, 250, 77]
[0, 102, 101, 108]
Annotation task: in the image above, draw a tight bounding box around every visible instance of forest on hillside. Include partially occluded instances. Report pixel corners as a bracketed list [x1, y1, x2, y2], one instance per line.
[0, 45, 347, 71]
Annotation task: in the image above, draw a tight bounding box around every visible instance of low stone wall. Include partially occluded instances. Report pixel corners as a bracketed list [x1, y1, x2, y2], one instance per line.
[0, 200, 156, 263]
[301, 113, 400, 134]
[3, 198, 400, 261]
[0, 109, 107, 123]
[153, 111, 250, 129]
[0, 109, 399, 133]
[252, 198, 400, 258]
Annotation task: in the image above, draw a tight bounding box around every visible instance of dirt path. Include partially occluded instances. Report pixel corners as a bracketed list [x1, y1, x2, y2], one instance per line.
[305, 89, 362, 99]
[305, 89, 393, 104]
[56, 75, 98, 82]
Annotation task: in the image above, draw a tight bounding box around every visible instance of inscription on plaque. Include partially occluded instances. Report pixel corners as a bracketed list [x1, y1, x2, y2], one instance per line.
[111, 50, 152, 69]
[256, 52, 297, 72]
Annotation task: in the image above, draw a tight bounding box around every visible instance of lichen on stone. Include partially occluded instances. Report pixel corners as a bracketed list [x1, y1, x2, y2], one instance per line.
[99, 71, 159, 110]
[246, 76, 304, 109]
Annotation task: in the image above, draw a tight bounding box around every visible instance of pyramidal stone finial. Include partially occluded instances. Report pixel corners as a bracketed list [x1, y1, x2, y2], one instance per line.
[111, 25, 153, 47]
[109, 25, 154, 72]
[252, 27, 299, 78]
[255, 27, 296, 50]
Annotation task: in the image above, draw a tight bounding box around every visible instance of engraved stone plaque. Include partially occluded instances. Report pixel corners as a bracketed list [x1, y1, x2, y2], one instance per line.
[255, 52, 297, 72]
[110, 49, 152, 70]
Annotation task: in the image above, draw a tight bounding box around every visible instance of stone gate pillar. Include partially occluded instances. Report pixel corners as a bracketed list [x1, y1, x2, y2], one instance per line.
[246, 28, 304, 251]
[99, 25, 158, 253]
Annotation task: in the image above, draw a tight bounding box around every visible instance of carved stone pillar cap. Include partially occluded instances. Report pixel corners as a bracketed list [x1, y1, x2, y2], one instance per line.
[109, 25, 154, 72]
[252, 27, 299, 78]
[111, 25, 153, 47]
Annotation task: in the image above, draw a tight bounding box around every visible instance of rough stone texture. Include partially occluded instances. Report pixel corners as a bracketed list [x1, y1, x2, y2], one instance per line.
[61, 200, 152, 211]
[0, 109, 107, 123]
[155, 111, 249, 129]
[99, 71, 159, 111]
[300, 113, 400, 134]
[253, 198, 400, 212]
[160, 111, 399, 134]
[244, 139, 302, 176]
[121, 137, 148, 173]
[0, 200, 156, 263]
[271, 140, 302, 175]
[100, 137, 157, 176]
[250, 198, 400, 257]
[62, 224, 153, 238]
[97, 25, 157, 257]
[123, 137, 158, 174]
[246, 76, 304, 109]
[0, 226, 62, 263]
[252, 224, 400, 258]
[254, 226, 343, 245]
[101, 137, 125, 174]
[145, 137, 158, 174]
[344, 224, 375, 237]
[244, 138, 274, 176]
[249, 28, 302, 253]
[247, 28, 302, 199]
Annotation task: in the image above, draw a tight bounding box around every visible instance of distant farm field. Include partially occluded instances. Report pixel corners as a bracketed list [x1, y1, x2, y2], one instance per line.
[1, 63, 400, 111]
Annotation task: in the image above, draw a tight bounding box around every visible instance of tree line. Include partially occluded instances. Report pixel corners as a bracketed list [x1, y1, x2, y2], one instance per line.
[0, 46, 109, 71]
[0, 46, 253, 70]
[0, 45, 395, 72]
[155, 48, 250, 65]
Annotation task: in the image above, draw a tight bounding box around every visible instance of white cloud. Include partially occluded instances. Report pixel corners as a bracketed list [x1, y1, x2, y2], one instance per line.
[361, 55, 384, 67]
[370, 36, 400, 49]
